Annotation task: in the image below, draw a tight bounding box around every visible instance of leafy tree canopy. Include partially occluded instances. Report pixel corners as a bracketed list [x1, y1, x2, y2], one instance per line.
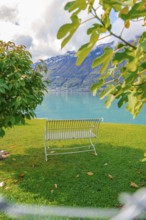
[57, 0, 146, 118]
[0, 41, 48, 137]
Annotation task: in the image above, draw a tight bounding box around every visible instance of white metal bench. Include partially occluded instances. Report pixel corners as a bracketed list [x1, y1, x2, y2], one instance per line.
[44, 118, 103, 161]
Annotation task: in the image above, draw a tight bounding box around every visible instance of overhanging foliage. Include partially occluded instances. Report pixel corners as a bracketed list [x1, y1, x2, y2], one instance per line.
[57, 0, 146, 117]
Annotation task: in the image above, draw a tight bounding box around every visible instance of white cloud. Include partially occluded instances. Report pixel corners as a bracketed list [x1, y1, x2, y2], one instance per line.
[123, 20, 146, 40]
[0, 5, 18, 23]
[0, 0, 66, 61]
[12, 35, 33, 48]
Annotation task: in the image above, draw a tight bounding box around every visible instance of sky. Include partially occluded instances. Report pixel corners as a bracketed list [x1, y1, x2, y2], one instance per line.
[0, 0, 145, 62]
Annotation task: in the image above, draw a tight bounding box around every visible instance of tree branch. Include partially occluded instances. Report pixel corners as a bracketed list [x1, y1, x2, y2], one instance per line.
[91, 6, 137, 50]
[81, 17, 96, 25]
[95, 5, 101, 11]
[120, 26, 125, 37]
[98, 34, 111, 41]
[110, 32, 137, 49]
[104, 76, 122, 86]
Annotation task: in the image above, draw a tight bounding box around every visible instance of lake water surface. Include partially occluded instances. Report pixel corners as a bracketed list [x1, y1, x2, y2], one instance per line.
[35, 92, 146, 125]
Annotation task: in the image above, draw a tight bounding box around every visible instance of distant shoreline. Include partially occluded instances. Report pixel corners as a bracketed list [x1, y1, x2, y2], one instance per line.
[46, 88, 91, 93]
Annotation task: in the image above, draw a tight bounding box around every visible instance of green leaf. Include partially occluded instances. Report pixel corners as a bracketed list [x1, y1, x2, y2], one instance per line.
[61, 34, 74, 48]
[116, 43, 125, 49]
[124, 20, 130, 28]
[138, 32, 146, 53]
[57, 24, 71, 39]
[120, 2, 146, 20]
[139, 83, 146, 98]
[87, 24, 106, 35]
[102, 13, 111, 30]
[64, 1, 75, 11]
[5, 116, 15, 126]
[99, 84, 115, 99]
[119, 6, 129, 15]
[126, 58, 139, 72]
[76, 32, 99, 65]
[113, 47, 138, 72]
[90, 79, 104, 96]
[112, 49, 133, 65]
[16, 96, 22, 104]
[10, 116, 15, 125]
[92, 48, 113, 74]
[0, 128, 5, 137]
[100, 0, 122, 11]
[126, 91, 143, 117]
[57, 15, 80, 48]
[123, 0, 135, 7]
[141, 40, 146, 52]
[117, 93, 128, 108]
[0, 87, 5, 94]
[105, 94, 115, 108]
[88, 0, 95, 13]
[65, 0, 87, 14]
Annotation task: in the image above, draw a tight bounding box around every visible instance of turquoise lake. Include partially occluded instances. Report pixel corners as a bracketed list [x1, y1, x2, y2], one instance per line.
[35, 92, 146, 125]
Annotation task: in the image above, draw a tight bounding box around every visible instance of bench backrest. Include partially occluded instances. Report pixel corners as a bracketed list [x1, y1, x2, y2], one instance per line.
[45, 118, 103, 140]
[46, 118, 103, 127]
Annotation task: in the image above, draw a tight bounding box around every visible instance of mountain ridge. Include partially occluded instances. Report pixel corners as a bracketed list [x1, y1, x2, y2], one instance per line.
[38, 41, 114, 91]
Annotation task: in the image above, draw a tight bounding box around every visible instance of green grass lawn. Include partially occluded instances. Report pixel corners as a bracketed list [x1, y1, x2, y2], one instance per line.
[0, 119, 146, 220]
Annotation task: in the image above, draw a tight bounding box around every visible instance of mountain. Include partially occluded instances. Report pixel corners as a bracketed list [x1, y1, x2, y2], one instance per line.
[39, 41, 114, 91]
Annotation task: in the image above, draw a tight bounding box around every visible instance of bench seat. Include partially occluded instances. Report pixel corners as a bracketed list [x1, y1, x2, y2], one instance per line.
[46, 130, 96, 140]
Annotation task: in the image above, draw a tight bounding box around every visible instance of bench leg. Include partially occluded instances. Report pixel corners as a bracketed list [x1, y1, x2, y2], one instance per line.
[89, 138, 97, 156]
[44, 142, 48, 161]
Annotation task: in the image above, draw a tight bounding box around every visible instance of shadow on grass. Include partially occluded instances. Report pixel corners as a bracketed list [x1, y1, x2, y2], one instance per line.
[1, 143, 146, 209]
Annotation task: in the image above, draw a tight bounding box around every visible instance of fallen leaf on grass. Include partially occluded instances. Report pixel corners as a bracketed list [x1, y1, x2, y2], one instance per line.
[12, 158, 16, 161]
[0, 181, 5, 187]
[108, 174, 113, 179]
[50, 151, 55, 154]
[5, 186, 12, 190]
[0, 154, 10, 159]
[0, 150, 10, 159]
[140, 180, 145, 186]
[76, 174, 80, 178]
[13, 180, 19, 184]
[141, 158, 146, 162]
[54, 184, 58, 189]
[136, 170, 142, 174]
[19, 173, 25, 178]
[87, 172, 94, 176]
[115, 204, 123, 208]
[130, 182, 139, 188]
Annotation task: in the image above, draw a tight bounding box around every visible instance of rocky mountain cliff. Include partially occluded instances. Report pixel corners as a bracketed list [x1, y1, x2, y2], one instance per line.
[40, 42, 114, 91]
